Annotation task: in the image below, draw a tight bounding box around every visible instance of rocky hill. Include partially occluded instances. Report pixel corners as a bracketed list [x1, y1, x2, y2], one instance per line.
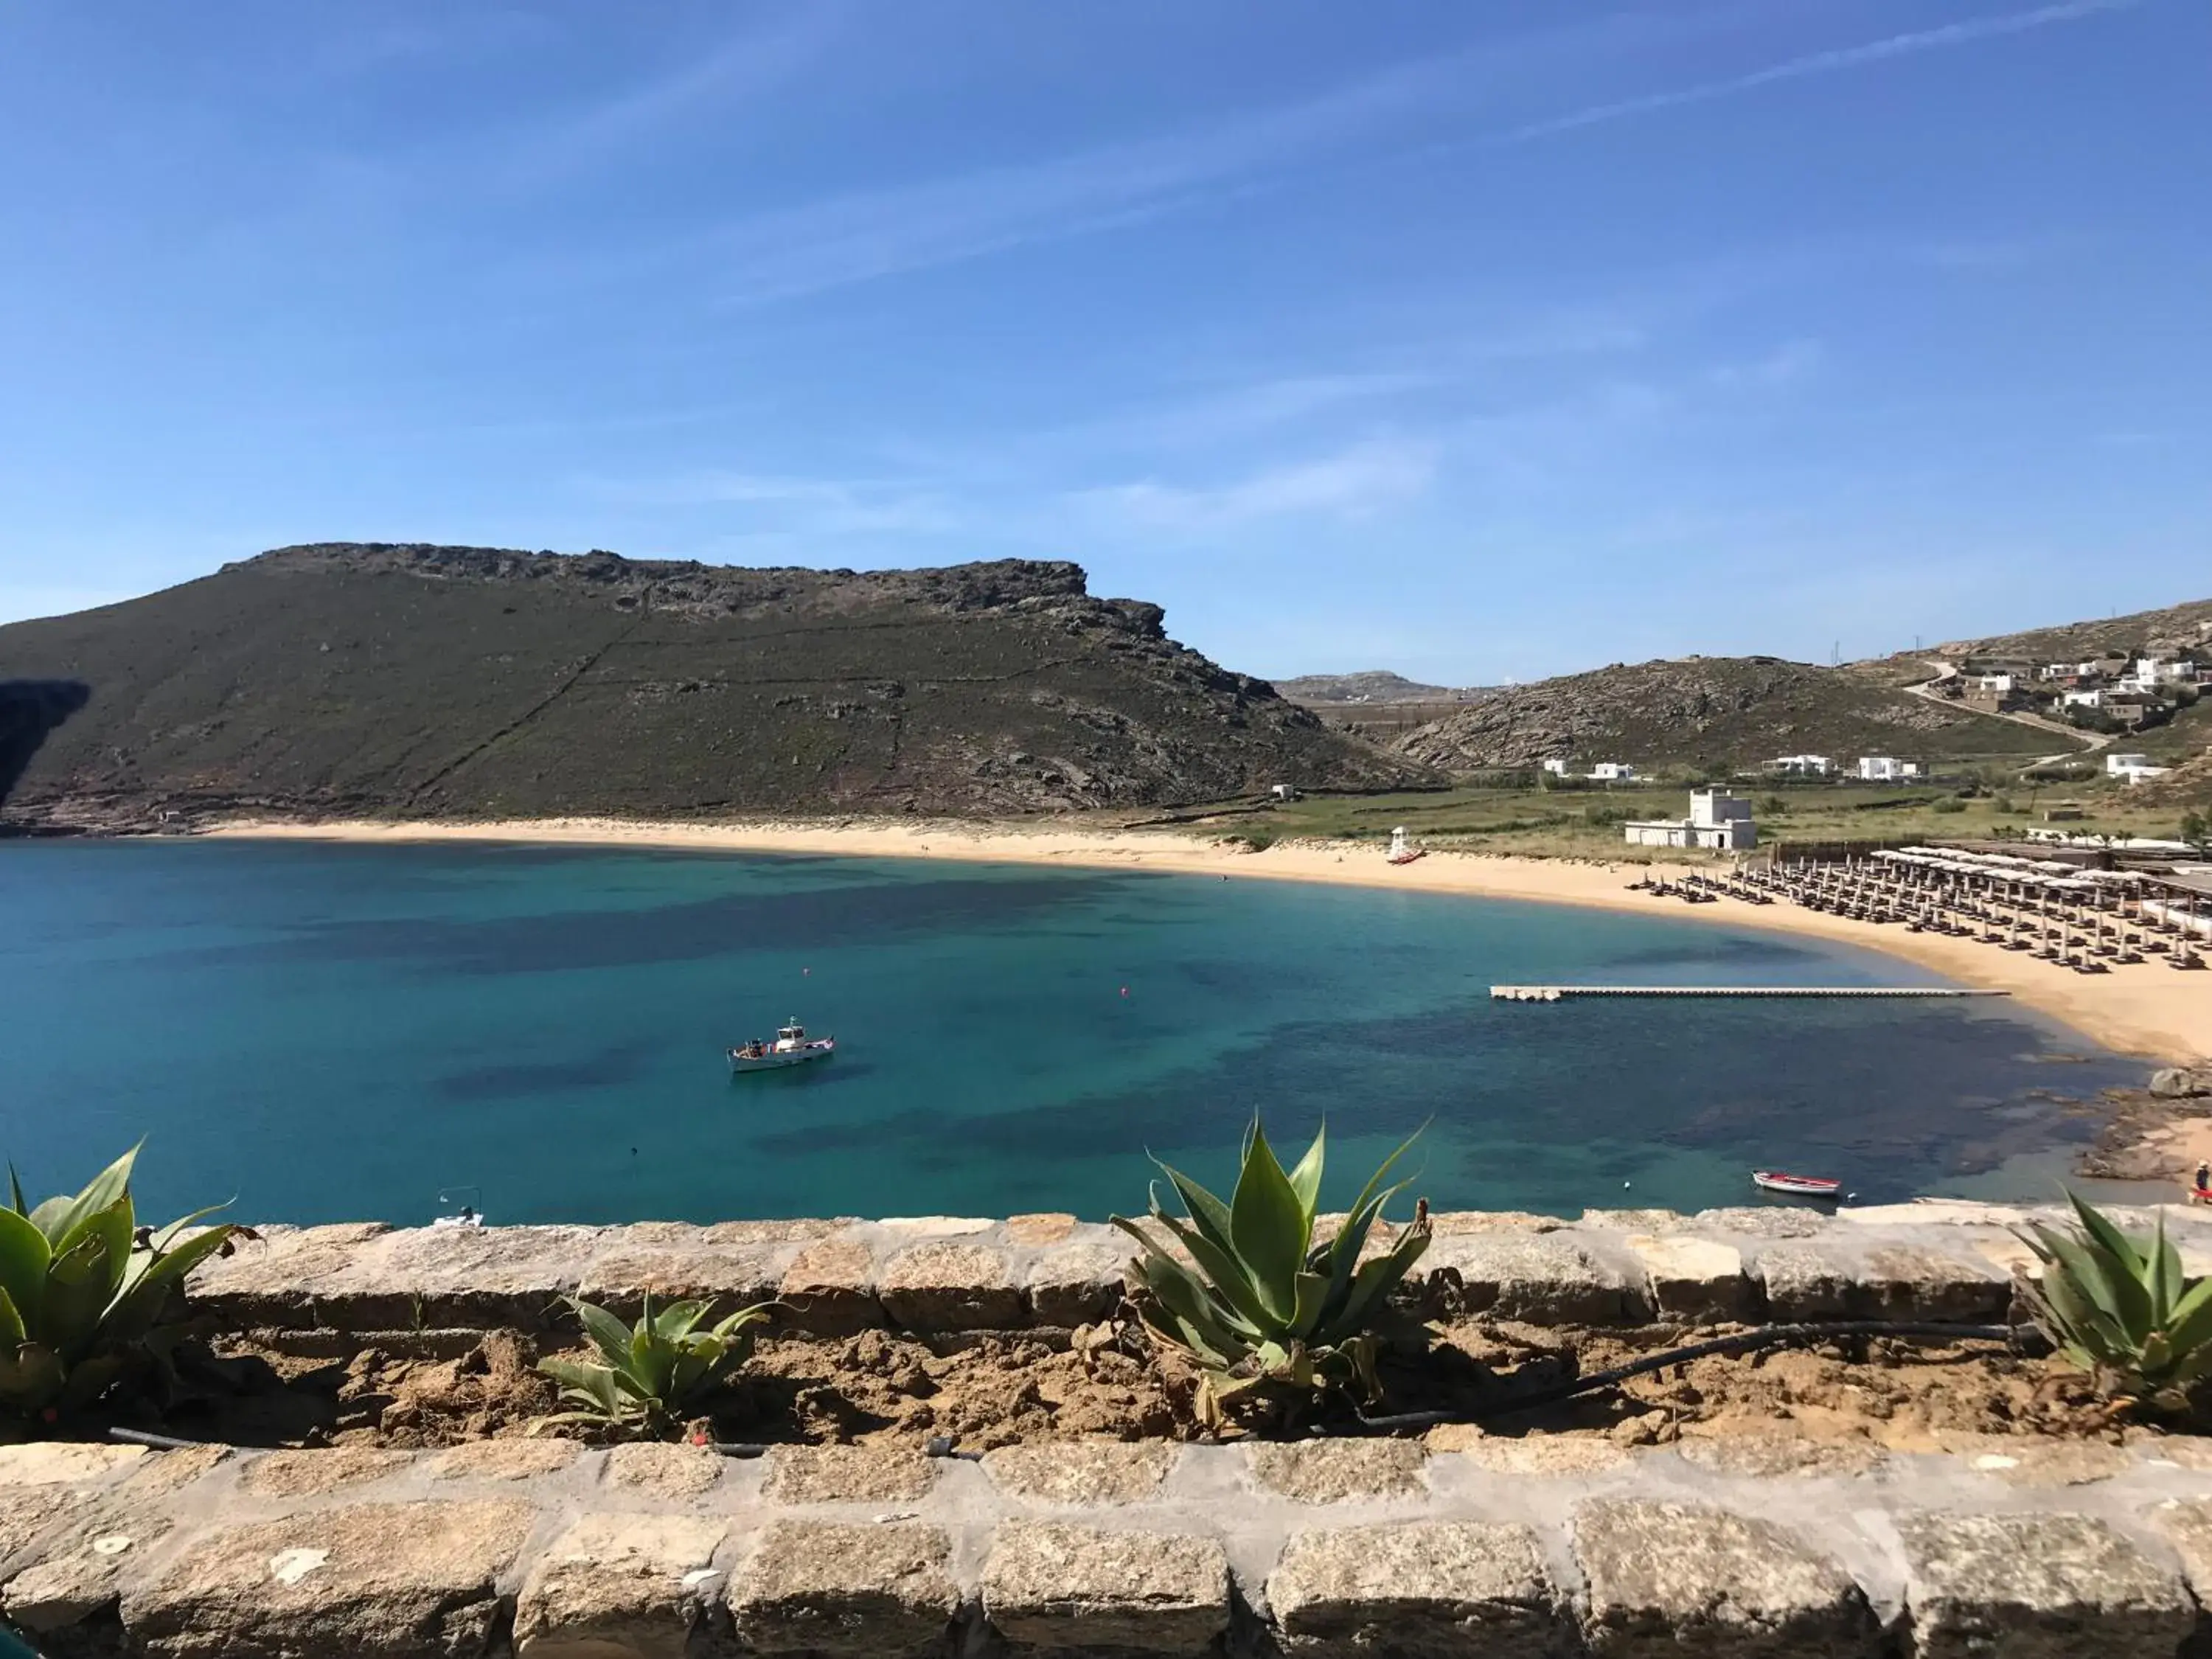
[0, 543, 1424, 827]
[1938, 596, 2212, 666]
[1393, 655, 2053, 775]
[1275, 670, 1470, 704]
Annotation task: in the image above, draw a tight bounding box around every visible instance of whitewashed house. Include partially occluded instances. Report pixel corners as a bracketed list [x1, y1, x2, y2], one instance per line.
[1624, 790, 1756, 851]
[2062, 688, 2107, 709]
[1856, 756, 1924, 781]
[1588, 762, 1638, 782]
[1764, 754, 1833, 777]
[2107, 751, 2172, 784]
[1975, 673, 2017, 695]
[1540, 758, 1570, 776]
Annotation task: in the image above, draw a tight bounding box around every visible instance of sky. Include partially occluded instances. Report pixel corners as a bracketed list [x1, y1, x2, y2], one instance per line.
[0, 1, 2205, 685]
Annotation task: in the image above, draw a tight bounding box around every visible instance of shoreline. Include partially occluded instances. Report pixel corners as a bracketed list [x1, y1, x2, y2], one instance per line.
[196, 814, 2211, 1066]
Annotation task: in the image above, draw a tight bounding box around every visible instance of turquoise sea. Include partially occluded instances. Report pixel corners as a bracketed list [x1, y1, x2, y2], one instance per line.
[0, 840, 2143, 1225]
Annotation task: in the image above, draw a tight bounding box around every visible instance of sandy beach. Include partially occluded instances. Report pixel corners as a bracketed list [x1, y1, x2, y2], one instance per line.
[202, 815, 2212, 1066]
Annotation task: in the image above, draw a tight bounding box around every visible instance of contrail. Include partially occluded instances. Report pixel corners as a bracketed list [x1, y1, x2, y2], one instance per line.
[1502, 0, 2148, 143]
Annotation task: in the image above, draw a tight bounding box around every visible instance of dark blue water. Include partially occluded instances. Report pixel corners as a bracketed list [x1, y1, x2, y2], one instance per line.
[0, 841, 2141, 1225]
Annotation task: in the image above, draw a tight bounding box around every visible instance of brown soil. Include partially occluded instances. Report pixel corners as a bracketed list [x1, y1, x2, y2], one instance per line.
[130, 1319, 2180, 1454]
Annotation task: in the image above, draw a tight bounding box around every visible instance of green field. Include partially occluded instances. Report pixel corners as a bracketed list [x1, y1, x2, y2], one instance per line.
[1175, 778, 2203, 862]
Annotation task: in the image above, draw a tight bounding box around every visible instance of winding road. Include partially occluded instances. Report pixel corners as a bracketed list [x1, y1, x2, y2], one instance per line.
[1905, 659, 2110, 770]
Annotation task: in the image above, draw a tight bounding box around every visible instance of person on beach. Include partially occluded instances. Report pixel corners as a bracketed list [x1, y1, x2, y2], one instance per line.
[2197, 1160, 2209, 1194]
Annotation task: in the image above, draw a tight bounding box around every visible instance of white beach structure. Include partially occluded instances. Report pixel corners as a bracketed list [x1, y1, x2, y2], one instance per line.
[1624, 789, 1757, 851]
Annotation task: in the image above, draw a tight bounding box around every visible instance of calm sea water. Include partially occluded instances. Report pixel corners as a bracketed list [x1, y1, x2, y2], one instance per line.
[0, 840, 2143, 1226]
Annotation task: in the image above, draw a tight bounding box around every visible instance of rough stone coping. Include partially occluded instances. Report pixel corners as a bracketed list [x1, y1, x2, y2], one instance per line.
[181, 1199, 2205, 1338]
[13, 1436, 2212, 1658]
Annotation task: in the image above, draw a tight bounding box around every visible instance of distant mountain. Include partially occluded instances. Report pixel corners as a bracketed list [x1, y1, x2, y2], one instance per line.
[1394, 655, 2053, 774]
[0, 543, 1426, 829]
[1276, 670, 1472, 704]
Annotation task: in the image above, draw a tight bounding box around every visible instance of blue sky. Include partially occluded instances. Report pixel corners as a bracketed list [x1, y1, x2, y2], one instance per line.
[0, 1, 2204, 684]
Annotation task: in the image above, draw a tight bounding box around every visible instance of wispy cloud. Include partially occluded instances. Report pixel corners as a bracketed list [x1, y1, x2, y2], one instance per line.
[1499, 0, 2145, 144]
[1707, 338, 1823, 389]
[1074, 437, 1438, 532]
[577, 469, 964, 538]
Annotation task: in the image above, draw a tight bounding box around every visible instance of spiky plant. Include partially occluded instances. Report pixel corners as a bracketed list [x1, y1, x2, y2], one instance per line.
[0, 1144, 250, 1422]
[1110, 1120, 1430, 1427]
[2015, 1193, 2212, 1410]
[537, 1293, 773, 1439]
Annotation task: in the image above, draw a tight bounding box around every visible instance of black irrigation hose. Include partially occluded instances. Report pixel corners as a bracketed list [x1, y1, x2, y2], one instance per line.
[1353, 1320, 2025, 1433]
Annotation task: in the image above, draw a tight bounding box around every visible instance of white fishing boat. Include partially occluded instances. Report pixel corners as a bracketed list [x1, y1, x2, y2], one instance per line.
[728, 1018, 836, 1074]
[432, 1186, 485, 1228]
[1752, 1169, 1843, 1200]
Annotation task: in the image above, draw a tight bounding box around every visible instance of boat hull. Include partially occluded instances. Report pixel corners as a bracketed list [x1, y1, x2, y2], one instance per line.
[728, 1040, 835, 1074]
[1752, 1170, 1841, 1198]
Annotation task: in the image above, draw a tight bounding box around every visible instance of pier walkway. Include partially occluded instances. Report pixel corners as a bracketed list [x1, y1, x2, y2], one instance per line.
[1490, 984, 2011, 1001]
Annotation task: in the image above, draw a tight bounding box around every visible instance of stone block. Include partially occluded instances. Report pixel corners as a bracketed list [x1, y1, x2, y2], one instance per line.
[728, 1520, 959, 1659]
[183, 1222, 392, 1324]
[515, 1513, 728, 1659]
[1, 1498, 175, 1641]
[1580, 1209, 1693, 1232]
[1267, 1521, 1562, 1657]
[1006, 1213, 1079, 1245]
[2146, 1497, 2212, 1613]
[703, 1219, 842, 1246]
[779, 1237, 883, 1335]
[762, 1446, 937, 1505]
[1573, 1498, 1874, 1657]
[1246, 1441, 1427, 1503]
[574, 1242, 785, 1314]
[0, 1444, 147, 1487]
[1025, 1242, 1127, 1327]
[424, 1439, 583, 1482]
[605, 1443, 724, 1500]
[1854, 1244, 2011, 1322]
[1422, 1233, 1635, 1323]
[1446, 1438, 1635, 1475]
[1423, 1211, 1562, 1235]
[981, 1522, 1229, 1654]
[1946, 1439, 2130, 1486]
[982, 1443, 1178, 1506]
[121, 1498, 535, 1659]
[0, 1486, 90, 1566]
[1674, 1436, 1883, 1479]
[1694, 1208, 1829, 1239]
[877, 1242, 1023, 1332]
[1750, 1241, 1857, 1319]
[1625, 1235, 1752, 1323]
[1893, 1510, 2193, 1659]
[237, 1448, 413, 1498]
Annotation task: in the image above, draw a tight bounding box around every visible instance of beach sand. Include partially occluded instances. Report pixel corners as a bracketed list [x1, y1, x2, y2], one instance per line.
[203, 816, 2212, 1065]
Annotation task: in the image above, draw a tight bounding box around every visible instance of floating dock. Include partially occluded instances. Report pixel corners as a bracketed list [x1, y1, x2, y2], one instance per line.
[1489, 984, 2011, 1002]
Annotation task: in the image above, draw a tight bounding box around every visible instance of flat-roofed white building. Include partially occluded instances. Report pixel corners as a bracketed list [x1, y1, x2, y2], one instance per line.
[1764, 754, 1832, 777]
[1624, 790, 1757, 851]
[1856, 756, 1925, 781]
[1589, 762, 1638, 782]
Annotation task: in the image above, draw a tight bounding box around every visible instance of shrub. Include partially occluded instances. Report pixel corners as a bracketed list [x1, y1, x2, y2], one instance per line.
[1930, 796, 1968, 814]
[0, 1144, 250, 1422]
[2015, 1194, 2212, 1411]
[537, 1294, 772, 1439]
[1110, 1120, 1430, 1427]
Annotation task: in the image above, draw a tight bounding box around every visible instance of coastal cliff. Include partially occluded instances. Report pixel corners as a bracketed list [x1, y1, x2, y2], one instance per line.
[0, 544, 1427, 828]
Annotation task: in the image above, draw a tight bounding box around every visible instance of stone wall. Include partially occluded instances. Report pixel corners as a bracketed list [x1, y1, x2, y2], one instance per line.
[10, 1428, 2212, 1657]
[181, 1200, 2212, 1339]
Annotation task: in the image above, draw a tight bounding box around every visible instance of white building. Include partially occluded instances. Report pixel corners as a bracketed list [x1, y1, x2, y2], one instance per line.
[1540, 757, 1570, 776]
[2107, 751, 2171, 783]
[2062, 688, 2106, 709]
[1624, 790, 1757, 851]
[1856, 756, 1925, 781]
[1975, 673, 2017, 694]
[1765, 754, 1833, 777]
[1589, 762, 1638, 782]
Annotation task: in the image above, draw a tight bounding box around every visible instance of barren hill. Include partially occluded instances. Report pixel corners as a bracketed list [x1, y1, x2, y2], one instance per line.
[1275, 670, 1467, 704]
[1393, 655, 2051, 775]
[0, 543, 1423, 828]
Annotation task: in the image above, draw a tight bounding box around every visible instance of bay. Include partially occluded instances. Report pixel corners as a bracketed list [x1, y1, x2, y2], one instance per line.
[0, 840, 2140, 1225]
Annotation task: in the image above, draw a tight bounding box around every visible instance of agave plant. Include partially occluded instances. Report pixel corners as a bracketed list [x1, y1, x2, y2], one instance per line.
[537, 1293, 773, 1438]
[0, 1144, 249, 1421]
[2015, 1193, 2212, 1408]
[1110, 1120, 1430, 1427]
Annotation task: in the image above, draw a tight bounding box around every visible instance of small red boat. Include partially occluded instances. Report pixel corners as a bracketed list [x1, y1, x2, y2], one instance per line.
[1752, 1170, 1843, 1198]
